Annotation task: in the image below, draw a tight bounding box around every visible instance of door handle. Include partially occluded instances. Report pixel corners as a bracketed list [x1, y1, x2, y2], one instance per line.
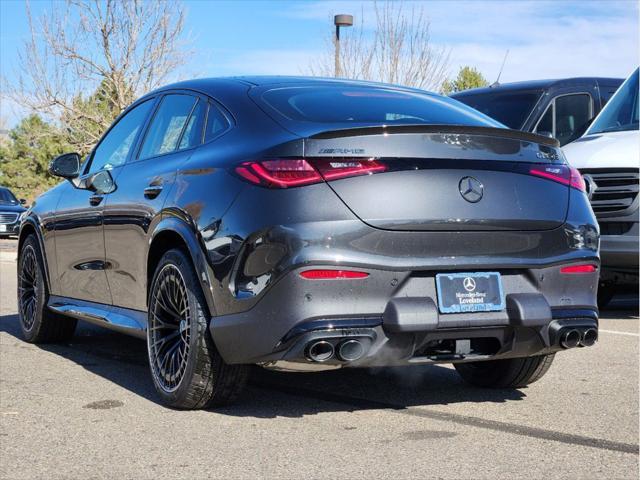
[89, 195, 103, 206]
[144, 185, 163, 199]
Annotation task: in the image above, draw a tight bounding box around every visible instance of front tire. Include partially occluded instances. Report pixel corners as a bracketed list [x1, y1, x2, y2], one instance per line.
[454, 354, 555, 388]
[17, 235, 77, 343]
[147, 249, 248, 409]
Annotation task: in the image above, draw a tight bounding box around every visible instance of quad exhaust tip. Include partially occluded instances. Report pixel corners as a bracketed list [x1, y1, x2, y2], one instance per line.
[337, 339, 365, 362]
[580, 328, 598, 347]
[306, 339, 367, 363]
[560, 329, 581, 349]
[306, 341, 334, 362]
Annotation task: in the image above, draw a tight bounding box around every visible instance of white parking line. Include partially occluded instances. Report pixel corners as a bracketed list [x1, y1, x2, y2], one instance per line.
[599, 329, 639, 337]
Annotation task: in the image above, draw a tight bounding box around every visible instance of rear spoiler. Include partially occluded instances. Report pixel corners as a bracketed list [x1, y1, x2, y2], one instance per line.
[309, 124, 560, 147]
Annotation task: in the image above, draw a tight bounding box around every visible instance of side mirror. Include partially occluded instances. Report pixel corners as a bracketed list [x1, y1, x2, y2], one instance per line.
[49, 153, 81, 179]
[19, 199, 27, 205]
[86, 169, 116, 194]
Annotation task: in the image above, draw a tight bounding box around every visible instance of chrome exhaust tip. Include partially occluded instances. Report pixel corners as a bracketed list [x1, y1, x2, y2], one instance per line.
[306, 341, 334, 362]
[337, 339, 365, 362]
[560, 329, 581, 349]
[580, 328, 598, 347]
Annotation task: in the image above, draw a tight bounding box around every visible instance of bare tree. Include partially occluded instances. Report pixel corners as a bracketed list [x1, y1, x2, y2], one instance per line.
[307, 1, 450, 91]
[6, 0, 192, 153]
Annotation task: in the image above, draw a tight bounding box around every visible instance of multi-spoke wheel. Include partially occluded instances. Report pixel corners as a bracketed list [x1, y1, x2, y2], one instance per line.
[18, 244, 39, 332]
[147, 249, 248, 409]
[17, 235, 77, 343]
[148, 264, 192, 393]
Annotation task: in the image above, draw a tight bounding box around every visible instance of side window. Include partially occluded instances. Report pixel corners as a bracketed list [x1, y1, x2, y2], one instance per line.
[88, 99, 153, 174]
[178, 100, 207, 150]
[204, 103, 230, 142]
[554, 94, 591, 146]
[139, 94, 197, 159]
[535, 104, 553, 136]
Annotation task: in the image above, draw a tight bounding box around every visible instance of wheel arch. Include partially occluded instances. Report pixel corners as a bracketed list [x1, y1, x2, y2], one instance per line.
[147, 216, 217, 316]
[18, 217, 52, 290]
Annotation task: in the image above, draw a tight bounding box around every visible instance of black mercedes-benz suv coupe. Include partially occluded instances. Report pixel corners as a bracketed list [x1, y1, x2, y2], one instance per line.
[18, 77, 600, 409]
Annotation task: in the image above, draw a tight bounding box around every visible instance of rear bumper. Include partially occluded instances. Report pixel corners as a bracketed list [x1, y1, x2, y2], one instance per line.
[209, 262, 599, 368]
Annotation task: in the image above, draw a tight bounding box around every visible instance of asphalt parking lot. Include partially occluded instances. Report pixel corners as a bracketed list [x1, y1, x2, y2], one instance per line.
[0, 238, 638, 479]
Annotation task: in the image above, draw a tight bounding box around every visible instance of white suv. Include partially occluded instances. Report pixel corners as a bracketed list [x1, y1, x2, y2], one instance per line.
[563, 68, 639, 306]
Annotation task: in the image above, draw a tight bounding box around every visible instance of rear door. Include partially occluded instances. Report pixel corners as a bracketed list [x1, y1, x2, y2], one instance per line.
[103, 92, 209, 311]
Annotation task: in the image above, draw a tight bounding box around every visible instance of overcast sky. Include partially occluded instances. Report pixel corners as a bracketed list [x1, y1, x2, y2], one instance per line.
[1, 0, 638, 127]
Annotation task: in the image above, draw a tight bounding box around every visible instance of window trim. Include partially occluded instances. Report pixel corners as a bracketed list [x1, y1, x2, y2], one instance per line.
[131, 91, 234, 163]
[202, 101, 233, 144]
[533, 92, 594, 139]
[134, 93, 200, 162]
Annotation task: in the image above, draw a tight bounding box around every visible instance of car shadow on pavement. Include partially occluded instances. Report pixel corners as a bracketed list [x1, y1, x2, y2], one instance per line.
[1, 313, 531, 417]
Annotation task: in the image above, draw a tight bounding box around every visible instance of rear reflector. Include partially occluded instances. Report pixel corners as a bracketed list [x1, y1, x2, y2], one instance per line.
[235, 158, 387, 188]
[300, 269, 369, 279]
[529, 165, 586, 192]
[560, 264, 597, 274]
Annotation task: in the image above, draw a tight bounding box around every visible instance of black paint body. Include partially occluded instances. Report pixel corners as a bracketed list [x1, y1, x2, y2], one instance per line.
[19, 77, 600, 370]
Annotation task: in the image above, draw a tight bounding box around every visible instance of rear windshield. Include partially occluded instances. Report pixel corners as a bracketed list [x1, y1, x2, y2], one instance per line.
[453, 91, 542, 129]
[260, 86, 504, 128]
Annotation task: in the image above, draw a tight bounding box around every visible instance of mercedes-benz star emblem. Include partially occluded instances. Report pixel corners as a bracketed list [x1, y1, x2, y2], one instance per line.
[459, 176, 484, 203]
[463, 277, 476, 292]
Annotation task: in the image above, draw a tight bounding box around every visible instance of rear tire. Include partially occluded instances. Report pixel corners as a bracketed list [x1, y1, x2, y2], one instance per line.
[454, 354, 555, 388]
[147, 248, 248, 409]
[597, 284, 616, 309]
[17, 235, 77, 343]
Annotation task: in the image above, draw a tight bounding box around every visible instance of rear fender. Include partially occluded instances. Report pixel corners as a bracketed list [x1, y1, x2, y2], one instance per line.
[149, 215, 217, 317]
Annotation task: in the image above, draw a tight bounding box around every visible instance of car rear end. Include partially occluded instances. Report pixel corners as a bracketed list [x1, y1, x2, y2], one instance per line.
[208, 82, 600, 371]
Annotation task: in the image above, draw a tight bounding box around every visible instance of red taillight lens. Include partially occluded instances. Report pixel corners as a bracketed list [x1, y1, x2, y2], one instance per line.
[569, 166, 586, 192]
[560, 264, 597, 274]
[300, 269, 369, 279]
[234, 158, 387, 188]
[236, 159, 322, 188]
[529, 165, 586, 192]
[313, 158, 387, 180]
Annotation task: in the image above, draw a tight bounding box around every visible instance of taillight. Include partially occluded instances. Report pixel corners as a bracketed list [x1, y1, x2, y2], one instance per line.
[235, 159, 322, 188]
[560, 264, 597, 274]
[300, 269, 369, 279]
[529, 165, 586, 192]
[234, 158, 387, 188]
[313, 158, 387, 180]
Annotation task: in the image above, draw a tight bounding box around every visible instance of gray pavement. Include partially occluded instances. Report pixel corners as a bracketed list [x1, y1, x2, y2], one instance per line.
[0, 238, 638, 479]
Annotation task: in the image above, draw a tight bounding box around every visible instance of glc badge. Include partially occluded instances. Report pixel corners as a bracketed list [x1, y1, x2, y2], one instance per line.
[459, 176, 483, 203]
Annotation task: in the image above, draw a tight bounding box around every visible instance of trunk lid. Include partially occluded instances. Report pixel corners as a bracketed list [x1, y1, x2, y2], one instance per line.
[303, 126, 569, 232]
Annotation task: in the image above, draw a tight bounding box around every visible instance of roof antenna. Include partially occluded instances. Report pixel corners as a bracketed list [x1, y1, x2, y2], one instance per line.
[492, 49, 509, 87]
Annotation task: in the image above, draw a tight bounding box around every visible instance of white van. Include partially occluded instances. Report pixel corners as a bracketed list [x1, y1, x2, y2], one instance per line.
[563, 68, 639, 306]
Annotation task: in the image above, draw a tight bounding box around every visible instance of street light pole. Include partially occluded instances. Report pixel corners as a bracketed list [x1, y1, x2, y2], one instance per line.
[334, 14, 353, 78]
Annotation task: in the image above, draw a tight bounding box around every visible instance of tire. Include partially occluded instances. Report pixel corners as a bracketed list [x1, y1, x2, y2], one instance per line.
[454, 354, 555, 388]
[597, 284, 616, 309]
[147, 248, 248, 409]
[17, 235, 77, 343]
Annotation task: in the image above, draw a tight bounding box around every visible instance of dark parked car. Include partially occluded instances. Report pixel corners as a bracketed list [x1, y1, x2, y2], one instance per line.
[18, 77, 600, 409]
[0, 187, 27, 237]
[451, 77, 623, 146]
